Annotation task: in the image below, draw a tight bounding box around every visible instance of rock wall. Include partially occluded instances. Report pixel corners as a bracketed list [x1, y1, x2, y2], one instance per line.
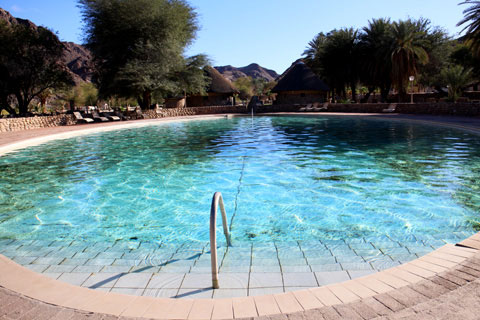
[2, 103, 479, 133]
[142, 105, 247, 119]
[257, 103, 480, 116]
[0, 114, 75, 133]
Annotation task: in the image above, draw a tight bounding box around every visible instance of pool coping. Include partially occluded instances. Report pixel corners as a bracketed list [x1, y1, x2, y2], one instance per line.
[1, 112, 480, 319]
[1, 241, 480, 319]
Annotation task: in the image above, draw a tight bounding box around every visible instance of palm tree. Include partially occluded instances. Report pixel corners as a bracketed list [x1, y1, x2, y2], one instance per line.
[441, 65, 472, 102]
[390, 20, 429, 102]
[359, 18, 393, 102]
[458, 0, 480, 57]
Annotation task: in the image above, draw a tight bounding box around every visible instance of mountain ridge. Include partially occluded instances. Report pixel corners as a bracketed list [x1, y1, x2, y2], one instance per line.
[215, 64, 278, 82]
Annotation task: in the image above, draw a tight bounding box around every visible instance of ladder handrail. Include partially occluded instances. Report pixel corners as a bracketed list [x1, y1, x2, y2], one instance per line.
[210, 192, 232, 289]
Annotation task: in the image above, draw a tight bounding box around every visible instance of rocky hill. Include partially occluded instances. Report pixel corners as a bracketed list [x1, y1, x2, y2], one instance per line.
[215, 63, 278, 82]
[0, 8, 93, 84]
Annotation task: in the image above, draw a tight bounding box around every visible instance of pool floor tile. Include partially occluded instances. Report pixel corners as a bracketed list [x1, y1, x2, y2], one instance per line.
[314, 271, 351, 286]
[177, 288, 213, 299]
[283, 272, 318, 287]
[249, 272, 283, 288]
[181, 273, 214, 289]
[57, 272, 91, 286]
[213, 288, 248, 298]
[147, 273, 185, 289]
[82, 273, 123, 288]
[114, 273, 153, 288]
[249, 287, 285, 296]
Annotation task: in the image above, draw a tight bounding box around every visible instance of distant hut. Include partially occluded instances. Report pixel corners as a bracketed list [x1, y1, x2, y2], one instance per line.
[187, 66, 238, 107]
[271, 61, 329, 105]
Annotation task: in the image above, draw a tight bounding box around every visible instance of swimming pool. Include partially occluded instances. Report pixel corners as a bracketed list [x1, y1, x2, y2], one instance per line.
[0, 115, 479, 287]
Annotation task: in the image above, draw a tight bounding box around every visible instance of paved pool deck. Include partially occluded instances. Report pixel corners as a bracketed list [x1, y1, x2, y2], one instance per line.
[1, 112, 480, 319]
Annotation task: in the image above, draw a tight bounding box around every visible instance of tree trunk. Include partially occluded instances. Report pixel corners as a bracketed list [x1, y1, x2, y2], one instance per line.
[351, 83, 357, 103]
[15, 92, 29, 116]
[138, 90, 152, 110]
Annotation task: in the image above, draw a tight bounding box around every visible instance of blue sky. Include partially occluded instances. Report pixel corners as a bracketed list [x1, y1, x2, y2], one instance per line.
[1, 0, 468, 74]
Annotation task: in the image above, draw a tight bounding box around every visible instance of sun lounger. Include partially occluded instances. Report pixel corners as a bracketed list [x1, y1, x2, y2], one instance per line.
[312, 102, 328, 112]
[92, 111, 109, 122]
[382, 104, 397, 113]
[101, 112, 121, 121]
[73, 111, 94, 124]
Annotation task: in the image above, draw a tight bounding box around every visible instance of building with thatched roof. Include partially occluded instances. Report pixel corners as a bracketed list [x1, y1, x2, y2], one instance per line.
[272, 61, 329, 105]
[187, 66, 238, 107]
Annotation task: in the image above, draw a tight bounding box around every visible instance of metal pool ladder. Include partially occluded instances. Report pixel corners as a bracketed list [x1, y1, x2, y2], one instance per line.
[210, 192, 232, 289]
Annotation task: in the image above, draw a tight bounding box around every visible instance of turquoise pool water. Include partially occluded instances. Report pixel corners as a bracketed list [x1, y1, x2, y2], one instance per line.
[0, 116, 479, 248]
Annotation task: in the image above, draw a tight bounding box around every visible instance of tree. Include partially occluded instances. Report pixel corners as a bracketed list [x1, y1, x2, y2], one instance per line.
[441, 65, 472, 102]
[358, 18, 393, 102]
[458, 0, 480, 57]
[304, 28, 360, 102]
[390, 19, 430, 101]
[0, 21, 73, 115]
[79, 0, 203, 109]
[233, 77, 254, 103]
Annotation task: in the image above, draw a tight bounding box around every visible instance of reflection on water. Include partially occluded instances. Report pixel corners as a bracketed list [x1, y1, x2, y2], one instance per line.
[0, 116, 479, 246]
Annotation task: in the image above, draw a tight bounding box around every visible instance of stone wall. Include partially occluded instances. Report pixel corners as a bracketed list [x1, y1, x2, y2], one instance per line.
[257, 103, 480, 117]
[0, 114, 75, 133]
[142, 105, 247, 119]
[2, 103, 479, 133]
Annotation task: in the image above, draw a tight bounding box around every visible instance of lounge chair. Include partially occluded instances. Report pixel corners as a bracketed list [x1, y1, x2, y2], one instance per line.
[382, 104, 397, 113]
[101, 112, 121, 121]
[312, 102, 328, 112]
[114, 110, 127, 121]
[73, 111, 94, 124]
[135, 107, 145, 119]
[91, 111, 109, 122]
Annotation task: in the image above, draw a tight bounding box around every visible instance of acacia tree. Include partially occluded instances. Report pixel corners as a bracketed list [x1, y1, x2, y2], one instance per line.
[0, 21, 73, 115]
[79, 0, 203, 109]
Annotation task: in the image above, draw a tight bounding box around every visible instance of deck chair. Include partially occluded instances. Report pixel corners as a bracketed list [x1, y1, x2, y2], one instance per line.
[101, 112, 121, 121]
[73, 112, 94, 124]
[92, 111, 109, 122]
[382, 104, 397, 113]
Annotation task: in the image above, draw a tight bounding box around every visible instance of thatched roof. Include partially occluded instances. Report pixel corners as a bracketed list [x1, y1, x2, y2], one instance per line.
[205, 66, 238, 94]
[272, 62, 329, 92]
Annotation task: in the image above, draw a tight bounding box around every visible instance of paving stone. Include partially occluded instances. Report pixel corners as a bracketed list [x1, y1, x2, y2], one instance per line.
[348, 301, 380, 319]
[333, 304, 363, 320]
[317, 306, 343, 320]
[374, 293, 405, 312]
[361, 297, 394, 316]
[386, 286, 429, 308]
[430, 276, 460, 291]
[411, 280, 449, 299]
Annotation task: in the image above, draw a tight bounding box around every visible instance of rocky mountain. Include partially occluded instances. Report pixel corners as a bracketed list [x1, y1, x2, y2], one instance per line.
[215, 63, 278, 82]
[0, 8, 93, 84]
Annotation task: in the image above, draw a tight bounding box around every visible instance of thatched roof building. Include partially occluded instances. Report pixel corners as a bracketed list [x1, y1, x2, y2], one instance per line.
[272, 61, 329, 104]
[187, 66, 238, 107]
